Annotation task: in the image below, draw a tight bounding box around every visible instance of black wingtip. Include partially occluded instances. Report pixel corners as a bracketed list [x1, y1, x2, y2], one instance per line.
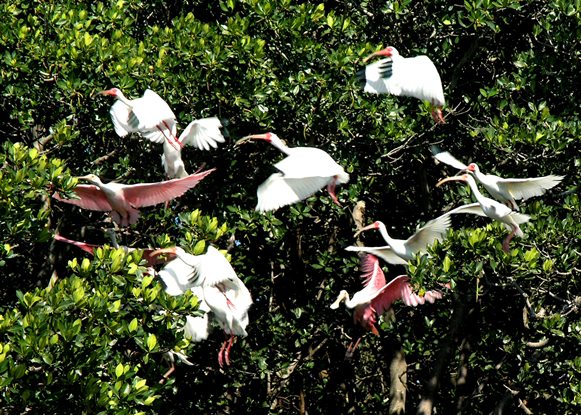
[356, 68, 367, 89]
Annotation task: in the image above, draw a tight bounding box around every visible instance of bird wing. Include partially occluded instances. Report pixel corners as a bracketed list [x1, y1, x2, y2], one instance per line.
[432, 151, 468, 171]
[139, 119, 177, 144]
[158, 256, 200, 296]
[131, 89, 176, 130]
[121, 169, 214, 208]
[445, 202, 488, 217]
[54, 234, 97, 255]
[194, 246, 240, 287]
[495, 175, 564, 201]
[52, 185, 112, 211]
[405, 213, 451, 254]
[109, 101, 132, 136]
[359, 254, 387, 289]
[345, 245, 408, 265]
[362, 56, 445, 105]
[179, 117, 225, 150]
[255, 173, 330, 212]
[274, 148, 346, 180]
[370, 275, 410, 316]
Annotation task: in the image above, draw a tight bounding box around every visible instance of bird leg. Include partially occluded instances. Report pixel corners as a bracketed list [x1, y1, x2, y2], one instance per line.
[327, 178, 341, 206]
[218, 335, 235, 368]
[159, 362, 175, 385]
[431, 107, 445, 124]
[502, 227, 518, 253]
[345, 337, 362, 360]
[160, 120, 182, 151]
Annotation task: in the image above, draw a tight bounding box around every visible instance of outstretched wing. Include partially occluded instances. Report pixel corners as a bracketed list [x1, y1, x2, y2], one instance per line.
[405, 213, 451, 254]
[255, 173, 329, 212]
[179, 117, 225, 150]
[121, 169, 215, 208]
[432, 150, 468, 171]
[53, 185, 112, 211]
[496, 175, 564, 201]
[345, 245, 408, 266]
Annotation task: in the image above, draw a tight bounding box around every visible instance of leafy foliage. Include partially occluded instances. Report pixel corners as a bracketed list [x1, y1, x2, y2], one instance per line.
[0, 0, 579, 414]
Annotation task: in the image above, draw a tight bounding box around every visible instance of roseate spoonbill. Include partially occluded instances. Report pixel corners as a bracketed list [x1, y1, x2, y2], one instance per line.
[358, 46, 445, 123]
[436, 174, 531, 252]
[99, 88, 179, 148]
[151, 246, 252, 367]
[161, 117, 225, 178]
[433, 150, 564, 210]
[53, 233, 166, 266]
[52, 169, 214, 226]
[236, 132, 349, 211]
[345, 213, 451, 265]
[331, 254, 443, 336]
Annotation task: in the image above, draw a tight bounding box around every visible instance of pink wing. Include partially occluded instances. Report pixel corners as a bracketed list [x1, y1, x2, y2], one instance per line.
[359, 254, 386, 290]
[371, 275, 410, 316]
[54, 234, 97, 255]
[121, 169, 215, 208]
[52, 185, 112, 211]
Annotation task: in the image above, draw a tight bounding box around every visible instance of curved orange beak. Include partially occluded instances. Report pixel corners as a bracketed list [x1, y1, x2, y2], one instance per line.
[362, 47, 392, 63]
[436, 175, 469, 188]
[354, 222, 378, 237]
[149, 247, 178, 260]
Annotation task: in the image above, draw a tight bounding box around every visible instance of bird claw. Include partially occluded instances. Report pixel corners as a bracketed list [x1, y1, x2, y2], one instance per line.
[431, 108, 445, 124]
[344, 337, 362, 360]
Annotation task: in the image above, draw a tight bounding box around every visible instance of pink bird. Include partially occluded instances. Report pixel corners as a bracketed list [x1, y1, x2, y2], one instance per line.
[236, 132, 349, 211]
[331, 254, 444, 337]
[358, 46, 445, 123]
[52, 169, 215, 226]
[151, 246, 252, 367]
[53, 233, 165, 266]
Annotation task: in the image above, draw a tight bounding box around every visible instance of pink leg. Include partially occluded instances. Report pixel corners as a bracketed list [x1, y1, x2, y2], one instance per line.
[218, 339, 228, 368]
[431, 107, 445, 124]
[502, 228, 517, 253]
[223, 335, 235, 366]
[159, 362, 175, 385]
[326, 178, 341, 206]
[158, 122, 182, 151]
[345, 337, 362, 360]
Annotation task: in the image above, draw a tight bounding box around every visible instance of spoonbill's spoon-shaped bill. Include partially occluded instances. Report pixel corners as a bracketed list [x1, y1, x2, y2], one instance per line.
[52, 169, 215, 226]
[358, 46, 445, 124]
[238, 132, 349, 212]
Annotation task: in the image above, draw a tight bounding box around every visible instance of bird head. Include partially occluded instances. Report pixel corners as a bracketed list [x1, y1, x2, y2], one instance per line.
[465, 163, 479, 173]
[363, 46, 399, 63]
[436, 174, 470, 187]
[354, 221, 382, 237]
[76, 174, 102, 185]
[235, 132, 284, 146]
[97, 87, 122, 97]
[149, 246, 181, 262]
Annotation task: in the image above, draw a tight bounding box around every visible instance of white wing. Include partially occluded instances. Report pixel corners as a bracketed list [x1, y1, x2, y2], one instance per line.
[109, 101, 132, 137]
[274, 148, 346, 180]
[131, 89, 176, 130]
[405, 213, 451, 254]
[139, 120, 176, 144]
[183, 286, 212, 342]
[433, 151, 468, 171]
[362, 56, 445, 105]
[345, 245, 408, 266]
[179, 117, 225, 150]
[158, 255, 200, 296]
[256, 173, 330, 212]
[496, 175, 564, 201]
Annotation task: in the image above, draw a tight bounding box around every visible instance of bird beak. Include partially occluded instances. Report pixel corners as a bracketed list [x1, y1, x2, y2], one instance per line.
[150, 247, 178, 260]
[362, 48, 390, 63]
[235, 134, 268, 146]
[436, 176, 466, 187]
[354, 223, 378, 237]
[96, 89, 115, 97]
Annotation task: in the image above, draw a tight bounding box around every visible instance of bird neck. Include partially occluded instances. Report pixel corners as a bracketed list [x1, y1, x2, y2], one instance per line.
[377, 223, 395, 245]
[115, 92, 133, 107]
[330, 290, 350, 309]
[465, 177, 487, 205]
[269, 136, 292, 155]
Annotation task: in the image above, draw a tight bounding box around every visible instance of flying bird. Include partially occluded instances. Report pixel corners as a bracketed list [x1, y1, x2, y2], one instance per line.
[345, 213, 452, 265]
[437, 174, 531, 252]
[331, 254, 443, 352]
[151, 246, 252, 367]
[236, 132, 349, 212]
[433, 149, 564, 210]
[358, 46, 445, 123]
[52, 169, 214, 226]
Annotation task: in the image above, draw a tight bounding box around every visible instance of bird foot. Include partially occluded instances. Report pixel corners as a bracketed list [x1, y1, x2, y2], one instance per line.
[159, 362, 175, 385]
[218, 336, 235, 368]
[345, 337, 362, 360]
[327, 181, 342, 207]
[432, 108, 445, 124]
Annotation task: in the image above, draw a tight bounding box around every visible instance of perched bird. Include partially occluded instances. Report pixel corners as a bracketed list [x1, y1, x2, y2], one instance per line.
[437, 174, 531, 252]
[345, 214, 452, 265]
[433, 149, 564, 210]
[99, 88, 179, 148]
[99, 88, 225, 178]
[331, 254, 443, 336]
[358, 46, 445, 123]
[236, 132, 349, 212]
[52, 169, 214, 226]
[151, 246, 252, 367]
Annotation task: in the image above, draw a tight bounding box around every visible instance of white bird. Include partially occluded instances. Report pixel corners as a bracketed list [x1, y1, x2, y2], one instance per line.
[433, 150, 564, 210]
[151, 246, 252, 367]
[358, 46, 445, 123]
[236, 132, 350, 212]
[345, 213, 452, 265]
[437, 174, 531, 252]
[331, 254, 443, 339]
[52, 169, 214, 226]
[99, 88, 226, 178]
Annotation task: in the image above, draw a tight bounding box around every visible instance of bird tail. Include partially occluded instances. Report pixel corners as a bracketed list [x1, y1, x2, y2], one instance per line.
[511, 213, 531, 225]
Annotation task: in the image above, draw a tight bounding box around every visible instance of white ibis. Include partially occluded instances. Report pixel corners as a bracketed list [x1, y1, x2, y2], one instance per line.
[345, 213, 451, 265]
[236, 132, 349, 212]
[331, 254, 443, 336]
[358, 46, 445, 123]
[151, 246, 252, 367]
[433, 150, 564, 210]
[99, 88, 179, 147]
[437, 174, 531, 252]
[52, 169, 214, 226]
